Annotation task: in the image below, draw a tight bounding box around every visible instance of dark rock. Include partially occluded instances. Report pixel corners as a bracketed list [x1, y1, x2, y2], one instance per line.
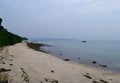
[2, 62, 5, 64]
[52, 80, 58, 83]
[78, 57, 80, 60]
[27, 43, 48, 53]
[64, 59, 70, 61]
[10, 64, 13, 66]
[86, 73, 89, 75]
[100, 79, 109, 83]
[82, 41, 87, 43]
[44, 78, 58, 83]
[92, 80, 100, 83]
[59, 53, 62, 55]
[44, 78, 49, 82]
[0, 68, 11, 72]
[51, 70, 54, 73]
[0, 56, 4, 59]
[92, 61, 97, 64]
[83, 74, 92, 79]
[99, 64, 107, 67]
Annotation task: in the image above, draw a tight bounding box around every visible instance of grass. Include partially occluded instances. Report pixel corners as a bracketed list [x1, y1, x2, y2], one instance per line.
[40, 81, 43, 83]
[0, 73, 8, 82]
[20, 67, 29, 83]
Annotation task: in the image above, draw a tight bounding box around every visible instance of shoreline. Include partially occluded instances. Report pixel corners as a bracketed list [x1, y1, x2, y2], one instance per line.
[26, 42, 119, 73]
[0, 43, 120, 83]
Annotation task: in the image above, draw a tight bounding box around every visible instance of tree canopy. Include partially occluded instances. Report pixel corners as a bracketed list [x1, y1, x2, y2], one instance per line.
[0, 18, 27, 47]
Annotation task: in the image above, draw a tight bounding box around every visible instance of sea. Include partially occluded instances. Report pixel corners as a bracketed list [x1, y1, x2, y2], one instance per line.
[29, 38, 120, 73]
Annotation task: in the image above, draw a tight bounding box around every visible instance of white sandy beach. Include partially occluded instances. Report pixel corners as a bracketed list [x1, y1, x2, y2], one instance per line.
[0, 43, 120, 83]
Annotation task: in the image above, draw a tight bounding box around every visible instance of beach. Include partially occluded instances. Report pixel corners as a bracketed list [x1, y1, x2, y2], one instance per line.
[0, 43, 120, 83]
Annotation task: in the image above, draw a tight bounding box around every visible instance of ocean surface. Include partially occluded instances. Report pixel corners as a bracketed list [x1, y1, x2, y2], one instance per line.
[29, 38, 120, 73]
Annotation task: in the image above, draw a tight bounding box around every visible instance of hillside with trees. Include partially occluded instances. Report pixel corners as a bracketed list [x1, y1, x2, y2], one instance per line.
[0, 18, 27, 47]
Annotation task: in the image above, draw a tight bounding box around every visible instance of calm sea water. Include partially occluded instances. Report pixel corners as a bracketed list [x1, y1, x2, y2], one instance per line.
[30, 39, 120, 72]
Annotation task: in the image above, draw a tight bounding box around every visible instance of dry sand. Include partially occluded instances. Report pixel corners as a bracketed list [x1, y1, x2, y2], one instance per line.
[0, 43, 120, 83]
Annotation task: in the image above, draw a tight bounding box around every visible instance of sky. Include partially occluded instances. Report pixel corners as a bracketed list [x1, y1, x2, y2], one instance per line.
[0, 0, 120, 40]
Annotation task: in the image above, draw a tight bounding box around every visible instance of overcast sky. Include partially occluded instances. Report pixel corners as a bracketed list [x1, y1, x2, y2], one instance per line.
[0, 0, 120, 40]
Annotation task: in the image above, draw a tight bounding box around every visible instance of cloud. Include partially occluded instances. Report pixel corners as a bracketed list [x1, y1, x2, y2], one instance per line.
[111, 1, 120, 9]
[0, 0, 45, 16]
[65, 0, 81, 4]
[1, 0, 41, 9]
[1, 0, 120, 15]
[64, 0, 120, 14]
[80, 1, 105, 14]
[79, 0, 120, 14]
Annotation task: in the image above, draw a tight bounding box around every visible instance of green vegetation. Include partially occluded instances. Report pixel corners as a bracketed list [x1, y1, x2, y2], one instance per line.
[0, 30, 22, 46]
[0, 73, 8, 82]
[21, 67, 29, 83]
[0, 18, 27, 47]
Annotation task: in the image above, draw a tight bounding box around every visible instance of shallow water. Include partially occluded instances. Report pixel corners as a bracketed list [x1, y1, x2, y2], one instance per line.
[30, 39, 120, 72]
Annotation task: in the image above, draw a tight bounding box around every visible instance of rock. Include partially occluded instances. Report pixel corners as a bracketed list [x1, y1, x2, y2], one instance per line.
[82, 41, 87, 43]
[100, 79, 109, 83]
[83, 74, 92, 79]
[86, 73, 89, 75]
[0, 68, 11, 72]
[51, 70, 54, 73]
[44, 78, 49, 82]
[92, 80, 100, 83]
[78, 57, 80, 60]
[64, 59, 70, 61]
[99, 64, 107, 67]
[2, 62, 5, 64]
[44, 78, 58, 83]
[10, 64, 13, 66]
[92, 61, 97, 64]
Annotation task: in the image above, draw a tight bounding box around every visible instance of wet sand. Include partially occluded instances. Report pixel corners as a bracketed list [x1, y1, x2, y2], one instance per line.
[0, 43, 120, 83]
